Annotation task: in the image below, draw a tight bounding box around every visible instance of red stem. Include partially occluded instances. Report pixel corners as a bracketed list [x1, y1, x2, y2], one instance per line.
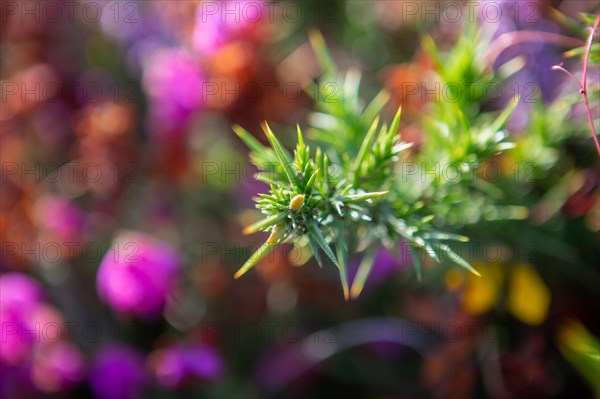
[581, 14, 600, 156]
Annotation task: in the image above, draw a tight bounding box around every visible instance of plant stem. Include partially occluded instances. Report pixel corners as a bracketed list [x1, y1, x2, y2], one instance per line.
[581, 14, 600, 156]
[551, 13, 600, 156]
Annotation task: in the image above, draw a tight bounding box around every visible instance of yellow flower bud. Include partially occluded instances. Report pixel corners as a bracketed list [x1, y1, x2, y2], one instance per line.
[289, 194, 305, 211]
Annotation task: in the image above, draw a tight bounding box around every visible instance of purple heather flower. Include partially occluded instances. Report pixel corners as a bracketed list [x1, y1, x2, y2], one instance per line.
[154, 344, 224, 388]
[142, 47, 205, 135]
[89, 345, 147, 399]
[97, 231, 181, 320]
[0, 273, 44, 365]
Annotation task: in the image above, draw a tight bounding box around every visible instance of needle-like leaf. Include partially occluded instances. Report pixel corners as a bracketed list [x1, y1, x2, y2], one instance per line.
[388, 107, 402, 140]
[234, 241, 276, 279]
[309, 29, 337, 77]
[307, 221, 339, 267]
[307, 231, 323, 268]
[438, 243, 481, 276]
[233, 125, 269, 157]
[363, 90, 391, 122]
[336, 223, 350, 300]
[339, 191, 389, 204]
[262, 122, 298, 187]
[350, 248, 376, 299]
[352, 116, 380, 185]
[411, 245, 423, 281]
[242, 213, 287, 235]
[489, 94, 520, 134]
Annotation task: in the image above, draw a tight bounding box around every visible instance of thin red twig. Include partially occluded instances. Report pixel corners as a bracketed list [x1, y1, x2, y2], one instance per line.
[553, 13, 600, 156]
[581, 14, 600, 156]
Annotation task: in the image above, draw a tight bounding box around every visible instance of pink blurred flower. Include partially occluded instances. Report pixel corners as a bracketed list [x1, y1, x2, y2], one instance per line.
[193, 0, 264, 54]
[97, 231, 181, 320]
[154, 344, 224, 388]
[0, 273, 86, 395]
[142, 48, 205, 135]
[0, 273, 44, 365]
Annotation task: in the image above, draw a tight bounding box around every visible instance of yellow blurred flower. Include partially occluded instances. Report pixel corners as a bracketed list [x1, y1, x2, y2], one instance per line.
[507, 263, 550, 325]
[461, 263, 503, 315]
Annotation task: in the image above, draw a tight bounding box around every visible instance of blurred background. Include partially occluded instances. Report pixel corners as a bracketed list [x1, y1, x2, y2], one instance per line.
[1, 1, 599, 398]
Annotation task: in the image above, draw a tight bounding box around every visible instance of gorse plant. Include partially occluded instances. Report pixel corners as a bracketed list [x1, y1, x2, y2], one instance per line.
[232, 21, 593, 299]
[233, 120, 394, 300]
